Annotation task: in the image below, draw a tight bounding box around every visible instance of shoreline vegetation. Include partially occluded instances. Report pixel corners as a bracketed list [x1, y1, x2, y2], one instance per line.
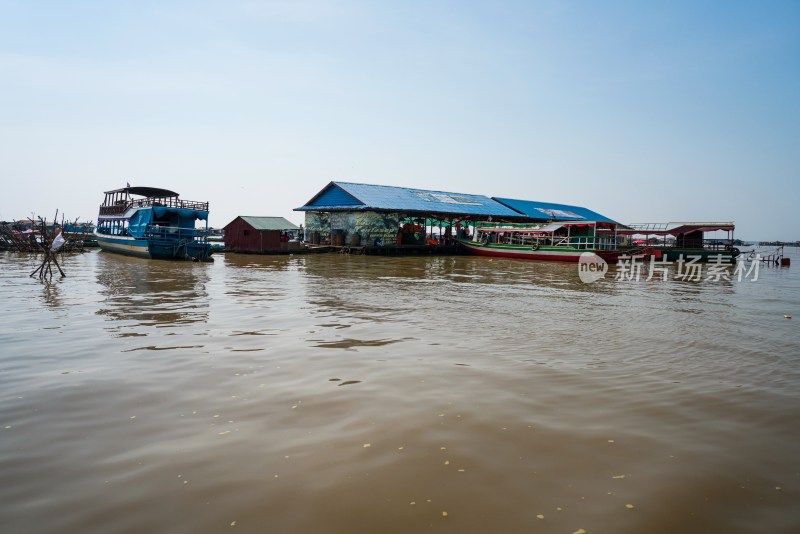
[758, 241, 800, 247]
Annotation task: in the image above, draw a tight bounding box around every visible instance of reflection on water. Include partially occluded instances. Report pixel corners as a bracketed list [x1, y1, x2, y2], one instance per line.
[314, 337, 407, 349]
[95, 253, 210, 332]
[38, 278, 64, 308]
[0, 249, 799, 533]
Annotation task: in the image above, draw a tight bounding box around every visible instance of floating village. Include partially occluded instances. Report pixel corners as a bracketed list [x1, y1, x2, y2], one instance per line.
[0, 181, 793, 273]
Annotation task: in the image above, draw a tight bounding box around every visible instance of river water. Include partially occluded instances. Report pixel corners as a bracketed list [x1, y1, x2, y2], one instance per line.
[1, 248, 798, 533]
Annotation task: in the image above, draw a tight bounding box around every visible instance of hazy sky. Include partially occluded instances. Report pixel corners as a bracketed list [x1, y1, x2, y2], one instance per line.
[1, 1, 798, 239]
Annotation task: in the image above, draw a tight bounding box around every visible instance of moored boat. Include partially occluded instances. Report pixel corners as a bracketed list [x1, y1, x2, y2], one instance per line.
[94, 186, 212, 260]
[618, 222, 739, 262]
[459, 221, 621, 263]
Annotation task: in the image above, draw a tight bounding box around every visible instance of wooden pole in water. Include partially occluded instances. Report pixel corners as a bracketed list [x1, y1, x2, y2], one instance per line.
[30, 225, 67, 279]
[51, 252, 65, 277]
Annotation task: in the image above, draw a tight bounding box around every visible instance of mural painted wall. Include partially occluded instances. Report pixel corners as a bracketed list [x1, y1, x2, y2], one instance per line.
[304, 212, 330, 241]
[304, 211, 400, 246]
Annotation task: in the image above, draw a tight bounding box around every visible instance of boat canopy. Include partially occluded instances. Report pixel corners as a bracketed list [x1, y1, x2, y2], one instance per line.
[103, 186, 179, 198]
[534, 223, 566, 233]
[128, 207, 208, 238]
[620, 222, 735, 236]
[128, 210, 151, 237]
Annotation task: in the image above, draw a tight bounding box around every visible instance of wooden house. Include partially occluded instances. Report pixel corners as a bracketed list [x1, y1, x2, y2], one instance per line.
[223, 216, 300, 253]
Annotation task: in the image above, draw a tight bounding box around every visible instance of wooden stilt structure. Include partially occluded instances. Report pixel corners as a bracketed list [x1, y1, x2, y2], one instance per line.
[29, 211, 67, 280]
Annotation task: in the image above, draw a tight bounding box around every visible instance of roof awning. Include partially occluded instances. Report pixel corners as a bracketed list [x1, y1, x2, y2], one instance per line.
[620, 222, 735, 235]
[103, 186, 179, 197]
[535, 223, 565, 233]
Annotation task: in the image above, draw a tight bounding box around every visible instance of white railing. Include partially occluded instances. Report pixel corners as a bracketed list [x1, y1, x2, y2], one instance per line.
[478, 231, 620, 250]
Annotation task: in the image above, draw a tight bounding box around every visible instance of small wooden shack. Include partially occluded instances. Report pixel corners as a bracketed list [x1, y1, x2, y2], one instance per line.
[223, 216, 300, 253]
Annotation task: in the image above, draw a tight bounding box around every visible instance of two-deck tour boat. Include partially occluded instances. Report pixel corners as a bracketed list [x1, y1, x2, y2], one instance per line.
[94, 186, 213, 260]
[459, 221, 621, 263]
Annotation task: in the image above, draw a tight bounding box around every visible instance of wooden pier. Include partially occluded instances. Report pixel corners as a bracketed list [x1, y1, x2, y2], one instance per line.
[747, 246, 790, 267]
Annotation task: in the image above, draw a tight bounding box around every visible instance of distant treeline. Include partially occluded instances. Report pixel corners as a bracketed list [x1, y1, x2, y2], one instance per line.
[758, 241, 799, 247]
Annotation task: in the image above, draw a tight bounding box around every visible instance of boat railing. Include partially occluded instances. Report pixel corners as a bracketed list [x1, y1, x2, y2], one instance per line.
[475, 222, 543, 229]
[622, 238, 735, 250]
[99, 197, 209, 216]
[99, 205, 129, 216]
[146, 225, 209, 242]
[554, 236, 619, 250]
[701, 239, 735, 250]
[95, 226, 123, 236]
[486, 231, 621, 250]
[95, 225, 209, 240]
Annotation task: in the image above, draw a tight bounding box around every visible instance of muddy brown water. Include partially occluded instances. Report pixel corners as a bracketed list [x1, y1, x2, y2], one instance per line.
[1, 249, 798, 533]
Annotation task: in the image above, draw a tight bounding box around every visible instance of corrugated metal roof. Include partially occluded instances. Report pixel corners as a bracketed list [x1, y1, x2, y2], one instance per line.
[621, 222, 735, 235]
[492, 198, 618, 224]
[236, 216, 299, 231]
[304, 183, 363, 208]
[296, 182, 522, 217]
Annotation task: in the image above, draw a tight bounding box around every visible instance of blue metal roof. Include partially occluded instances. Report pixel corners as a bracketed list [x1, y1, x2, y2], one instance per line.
[492, 197, 618, 223]
[296, 182, 522, 217]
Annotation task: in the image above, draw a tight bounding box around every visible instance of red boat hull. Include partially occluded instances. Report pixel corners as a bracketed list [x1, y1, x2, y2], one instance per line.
[461, 242, 620, 263]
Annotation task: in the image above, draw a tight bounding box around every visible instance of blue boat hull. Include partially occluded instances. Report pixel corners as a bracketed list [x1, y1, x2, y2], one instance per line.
[95, 234, 212, 260]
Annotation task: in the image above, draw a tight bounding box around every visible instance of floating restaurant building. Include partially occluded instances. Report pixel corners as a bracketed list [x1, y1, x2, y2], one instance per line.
[223, 216, 301, 253]
[294, 181, 621, 252]
[294, 181, 526, 249]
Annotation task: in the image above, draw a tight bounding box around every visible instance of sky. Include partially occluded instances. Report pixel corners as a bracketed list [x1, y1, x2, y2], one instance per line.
[1, 0, 798, 240]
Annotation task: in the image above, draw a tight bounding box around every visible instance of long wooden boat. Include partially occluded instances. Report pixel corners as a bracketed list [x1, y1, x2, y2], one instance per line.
[459, 221, 621, 263]
[94, 186, 212, 261]
[618, 222, 740, 262]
